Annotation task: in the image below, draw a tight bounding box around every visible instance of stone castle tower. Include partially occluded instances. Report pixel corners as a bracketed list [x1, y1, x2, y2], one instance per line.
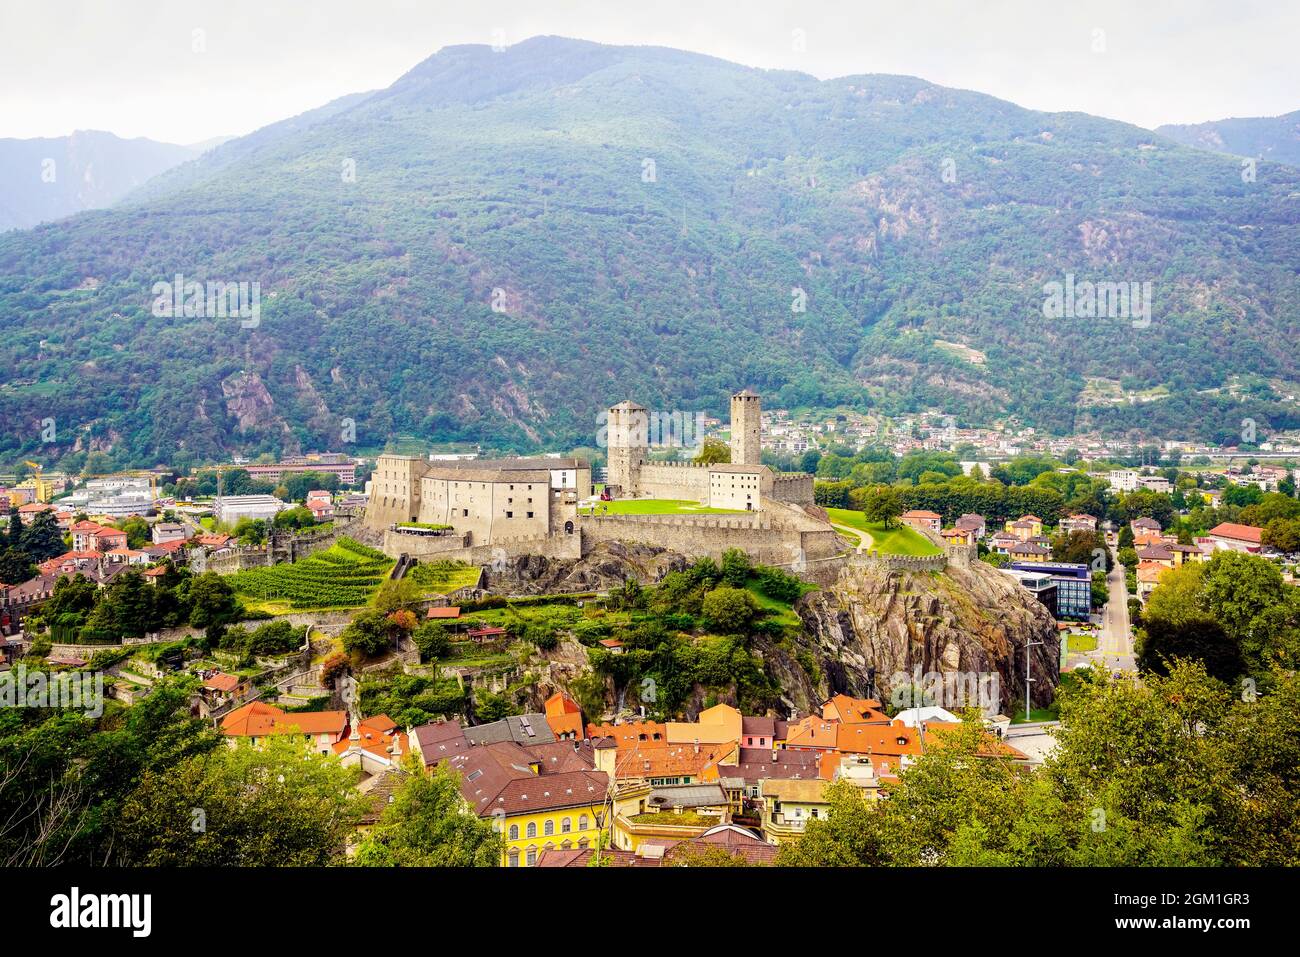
[606, 399, 648, 493]
[730, 388, 761, 466]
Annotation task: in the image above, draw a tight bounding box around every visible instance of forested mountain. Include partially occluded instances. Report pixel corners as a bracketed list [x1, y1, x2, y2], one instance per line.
[1, 36, 1298, 468]
[0, 130, 202, 231]
[1157, 110, 1300, 167]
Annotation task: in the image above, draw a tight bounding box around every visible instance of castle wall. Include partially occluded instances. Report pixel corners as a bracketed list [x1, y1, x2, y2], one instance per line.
[636, 461, 710, 501]
[771, 472, 814, 506]
[417, 470, 553, 544]
[578, 511, 822, 565]
[381, 528, 581, 563]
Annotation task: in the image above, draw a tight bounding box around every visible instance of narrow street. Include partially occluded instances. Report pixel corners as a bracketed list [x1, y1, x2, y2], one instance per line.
[1098, 546, 1136, 672]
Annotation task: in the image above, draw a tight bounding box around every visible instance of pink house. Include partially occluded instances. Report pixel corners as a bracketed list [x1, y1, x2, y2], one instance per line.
[741, 715, 778, 750]
[900, 510, 942, 534]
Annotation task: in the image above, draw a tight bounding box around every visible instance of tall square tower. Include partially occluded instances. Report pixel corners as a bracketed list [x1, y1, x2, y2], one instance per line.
[605, 400, 648, 494]
[730, 388, 762, 466]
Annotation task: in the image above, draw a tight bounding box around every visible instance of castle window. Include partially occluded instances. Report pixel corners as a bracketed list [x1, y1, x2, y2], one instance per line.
[509, 824, 519, 840]
[544, 819, 555, 836]
[527, 512, 534, 519]
[506, 511, 514, 518]
[508, 847, 520, 866]
[526, 821, 537, 838]
[579, 816, 589, 831]
[561, 817, 571, 833]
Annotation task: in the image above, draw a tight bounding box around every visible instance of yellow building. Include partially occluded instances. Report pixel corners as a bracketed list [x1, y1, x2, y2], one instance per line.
[1004, 515, 1043, 540]
[438, 734, 616, 867]
[609, 781, 731, 852]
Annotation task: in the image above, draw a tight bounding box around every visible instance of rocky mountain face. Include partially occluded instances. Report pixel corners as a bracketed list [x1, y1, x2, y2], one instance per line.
[791, 558, 1060, 716]
[1156, 110, 1300, 167]
[0, 130, 202, 231]
[481, 540, 686, 595]
[484, 540, 1060, 718]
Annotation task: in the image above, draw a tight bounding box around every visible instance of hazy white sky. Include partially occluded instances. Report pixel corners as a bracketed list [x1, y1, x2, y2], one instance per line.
[1, 0, 1296, 143]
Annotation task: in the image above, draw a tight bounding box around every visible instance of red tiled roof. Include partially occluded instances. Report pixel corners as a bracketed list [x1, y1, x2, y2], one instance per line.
[1207, 522, 1262, 544]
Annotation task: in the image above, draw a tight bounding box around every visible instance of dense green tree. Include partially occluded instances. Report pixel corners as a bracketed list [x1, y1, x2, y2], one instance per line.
[183, 572, 240, 630]
[701, 586, 758, 634]
[352, 760, 502, 867]
[861, 485, 903, 528]
[20, 510, 66, 561]
[0, 546, 35, 585]
[117, 736, 364, 866]
[412, 621, 451, 662]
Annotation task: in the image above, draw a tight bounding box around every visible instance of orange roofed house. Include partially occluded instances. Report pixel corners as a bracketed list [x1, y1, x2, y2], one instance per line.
[544, 692, 584, 741]
[220, 701, 348, 754]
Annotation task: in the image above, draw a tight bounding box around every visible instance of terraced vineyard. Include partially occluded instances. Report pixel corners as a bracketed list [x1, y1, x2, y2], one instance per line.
[228, 537, 395, 610]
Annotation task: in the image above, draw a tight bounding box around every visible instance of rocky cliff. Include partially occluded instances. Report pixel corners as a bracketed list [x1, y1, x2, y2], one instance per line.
[483, 542, 1060, 720]
[480, 540, 686, 595]
[787, 557, 1060, 716]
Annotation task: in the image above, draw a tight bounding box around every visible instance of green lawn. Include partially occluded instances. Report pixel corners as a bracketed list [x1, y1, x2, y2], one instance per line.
[744, 582, 806, 629]
[825, 509, 942, 556]
[1067, 632, 1098, 653]
[580, 498, 744, 516]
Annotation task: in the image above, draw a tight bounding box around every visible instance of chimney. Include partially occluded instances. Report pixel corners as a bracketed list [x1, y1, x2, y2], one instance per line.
[693, 737, 700, 754]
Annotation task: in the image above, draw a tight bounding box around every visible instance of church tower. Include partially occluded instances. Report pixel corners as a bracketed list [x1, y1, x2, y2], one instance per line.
[730, 388, 762, 466]
[606, 400, 648, 495]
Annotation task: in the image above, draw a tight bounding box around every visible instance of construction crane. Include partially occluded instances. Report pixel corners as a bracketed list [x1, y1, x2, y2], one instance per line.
[18, 461, 53, 503]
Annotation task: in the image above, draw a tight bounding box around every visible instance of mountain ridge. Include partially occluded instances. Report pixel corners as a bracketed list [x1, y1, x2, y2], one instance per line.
[1, 37, 1297, 469]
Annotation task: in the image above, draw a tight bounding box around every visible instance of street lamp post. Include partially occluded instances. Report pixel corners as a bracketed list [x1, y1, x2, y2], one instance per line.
[1025, 638, 1045, 722]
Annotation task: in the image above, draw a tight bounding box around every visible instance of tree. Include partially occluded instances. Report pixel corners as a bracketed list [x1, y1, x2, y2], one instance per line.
[701, 587, 758, 634]
[1090, 570, 1109, 609]
[720, 547, 751, 587]
[352, 760, 502, 867]
[20, 511, 65, 561]
[1052, 530, 1110, 570]
[118, 516, 151, 550]
[693, 438, 731, 466]
[412, 621, 451, 662]
[3, 504, 22, 549]
[861, 485, 903, 528]
[117, 737, 364, 866]
[776, 665, 1300, 867]
[342, 608, 398, 659]
[184, 572, 240, 630]
[1262, 517, 1300, 554]
[0, 547, 35, 585]
[370, 577, 423, 614]
[1138, 612, 1243, 682]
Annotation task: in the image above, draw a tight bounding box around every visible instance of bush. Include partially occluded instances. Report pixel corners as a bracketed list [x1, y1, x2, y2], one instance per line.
[701, 587, 759, 634]
[755, 566, 804, 603]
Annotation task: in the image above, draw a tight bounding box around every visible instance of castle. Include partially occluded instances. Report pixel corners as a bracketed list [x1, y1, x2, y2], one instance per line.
[365, 390, 836, 567]
[605, 389, 813, 509]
